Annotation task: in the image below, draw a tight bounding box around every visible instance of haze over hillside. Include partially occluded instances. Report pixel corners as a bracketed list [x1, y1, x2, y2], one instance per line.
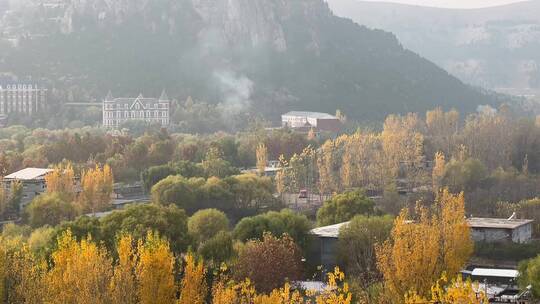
[0, 0, 496, 121]
[328, 0, 540, 97]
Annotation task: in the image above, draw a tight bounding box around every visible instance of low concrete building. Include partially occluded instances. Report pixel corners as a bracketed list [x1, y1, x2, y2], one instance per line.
[467, 217, 533, 244]
[281, 111, 342, 133]
[308, 221, 350, 271]
[2, 168, 54, 209]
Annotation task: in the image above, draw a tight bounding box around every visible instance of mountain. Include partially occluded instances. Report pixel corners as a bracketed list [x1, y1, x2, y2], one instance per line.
[327, 0, 540, 97]
[0, 0, 496, 121]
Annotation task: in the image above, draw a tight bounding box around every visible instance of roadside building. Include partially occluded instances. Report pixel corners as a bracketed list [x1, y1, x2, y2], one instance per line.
[102, 91, 170, 128]
[281, 111, 342, 133]
[308, 221, 349, 271]
[467, 217, 533, 244]
[2, 168, 54, 209]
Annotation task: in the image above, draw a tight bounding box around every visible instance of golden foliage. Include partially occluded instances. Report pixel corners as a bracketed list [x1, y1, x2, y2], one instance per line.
[79, 164, 114, 213]
[110, 235, 137, 304]
[178, 253, 207, 304]
[376, 189, 473, 303]
[432, 152, 446, 194]
[256, 143, 268, 176]
[136, 231, 176, 304]
[45, 163, 75, 201]
[405, 274, 486, 304]
[44, 231, 112, 304]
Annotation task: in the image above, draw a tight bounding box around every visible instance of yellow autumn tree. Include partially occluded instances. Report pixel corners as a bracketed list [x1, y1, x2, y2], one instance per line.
[136, 231, 176, 304]
[7, 245, 47, 304]
[275, 155, 288, 197]
[376, 189, 473, 303]
[432, 152, 446, 194]
[256, 143, 268, 176]
[79, 164, 114, 213]
[381, 113, 426, 189]
[44, 231, 112, 304]
[45, 163, 75, 201]
[178, 253, 207, 304]
[212, 267, 352, 304]
[110, 235, 137, 304]
[405, 273, 486, 304]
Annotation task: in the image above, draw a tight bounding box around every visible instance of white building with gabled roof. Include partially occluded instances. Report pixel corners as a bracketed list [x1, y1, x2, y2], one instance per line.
[102, 91, 170, 128]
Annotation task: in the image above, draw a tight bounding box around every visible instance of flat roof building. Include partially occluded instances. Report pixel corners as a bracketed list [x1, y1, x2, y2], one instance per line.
[2, 168, 54, 210]
[308, 222, 350, 271]
[467, 217, 533, 244]
[282, 111, 341, 133]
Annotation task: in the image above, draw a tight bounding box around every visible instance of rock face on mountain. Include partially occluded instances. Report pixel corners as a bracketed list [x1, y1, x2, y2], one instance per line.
[0, 0, 496, 120]
[328, 0, 540, 96]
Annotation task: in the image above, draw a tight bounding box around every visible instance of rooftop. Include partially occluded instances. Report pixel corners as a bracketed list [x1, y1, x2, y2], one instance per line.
[4, 168, 54, 180]
[282, 111, 338, 120]
[309, 221, 350, 238]
[467, 217, 533, 229]
[471, 268, 519, 278]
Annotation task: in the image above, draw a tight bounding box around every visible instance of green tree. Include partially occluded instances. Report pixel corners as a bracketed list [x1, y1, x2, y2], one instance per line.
[317, 189, 376, 226]
[188, 209, 229, 244]
[141, 165, 176, 192]
[198, 231, 235, 266]
[25, 193, 78, 228]
[233, 209, 312, 249]
[338, 215, 393, 287]
[151, 175, 196, 211]
[100, 204, 190, 253]
[519, 255, 540, 299]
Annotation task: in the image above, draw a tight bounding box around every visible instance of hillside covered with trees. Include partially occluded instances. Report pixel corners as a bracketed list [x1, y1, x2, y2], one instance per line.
[0, 0, 498, 121]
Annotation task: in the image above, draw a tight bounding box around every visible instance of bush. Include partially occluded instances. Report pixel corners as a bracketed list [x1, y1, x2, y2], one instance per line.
[316, 189, 376, 226]
[188, 209, 230, 244]
[25, 193, 78, 228]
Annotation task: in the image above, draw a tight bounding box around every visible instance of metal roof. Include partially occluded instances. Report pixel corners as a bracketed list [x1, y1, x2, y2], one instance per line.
[309, 221, 350, 238]
[467, 217, 533, 229]
[282, 111, 338, 120]
[4, 168, 53, 180]
[471, 268, 519, 278]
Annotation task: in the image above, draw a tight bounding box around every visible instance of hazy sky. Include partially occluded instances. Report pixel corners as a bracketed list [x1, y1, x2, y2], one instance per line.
[356, 0, 529, 8]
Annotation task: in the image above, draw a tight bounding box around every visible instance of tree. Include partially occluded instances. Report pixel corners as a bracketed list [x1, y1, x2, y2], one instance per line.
[316, 189, 376, 226]
[79, 165, 114, 213]
[25, 193, 78, 228]
[6, 245, 46, 304]
[442, 158, 487, 192]
[381, 113, 425, 187]
[44, 231, 112, 304]
[338, 215, 393, 287]
[141, 164, 176, 192]
[100, 204, 190, 253]
[275, 155, 288, 197]
[178, 254, 207, 304]
[188, 209, 229, 244]
[198, 231, 235, 266]
[136, 232, 176, 304]
[432, 151, 445, 194]
[519, 255, 540, 299]
[233, 209, 312, 250]
[45, 163, 75, 201]
[234, 233, 303, 293]
[201, 147, 238, 178]
[405, 274, 486, 304]
[110, 235, 137, 304]
[256, 143, 268, 176]
[376, 189, 473, 303]
[151, 175, 196, 211]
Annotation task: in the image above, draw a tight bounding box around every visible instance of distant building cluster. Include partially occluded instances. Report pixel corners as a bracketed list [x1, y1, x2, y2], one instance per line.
[0, 84, 47, 116]
[102, 91, 170, 128]
[281, 111, 341, 133]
